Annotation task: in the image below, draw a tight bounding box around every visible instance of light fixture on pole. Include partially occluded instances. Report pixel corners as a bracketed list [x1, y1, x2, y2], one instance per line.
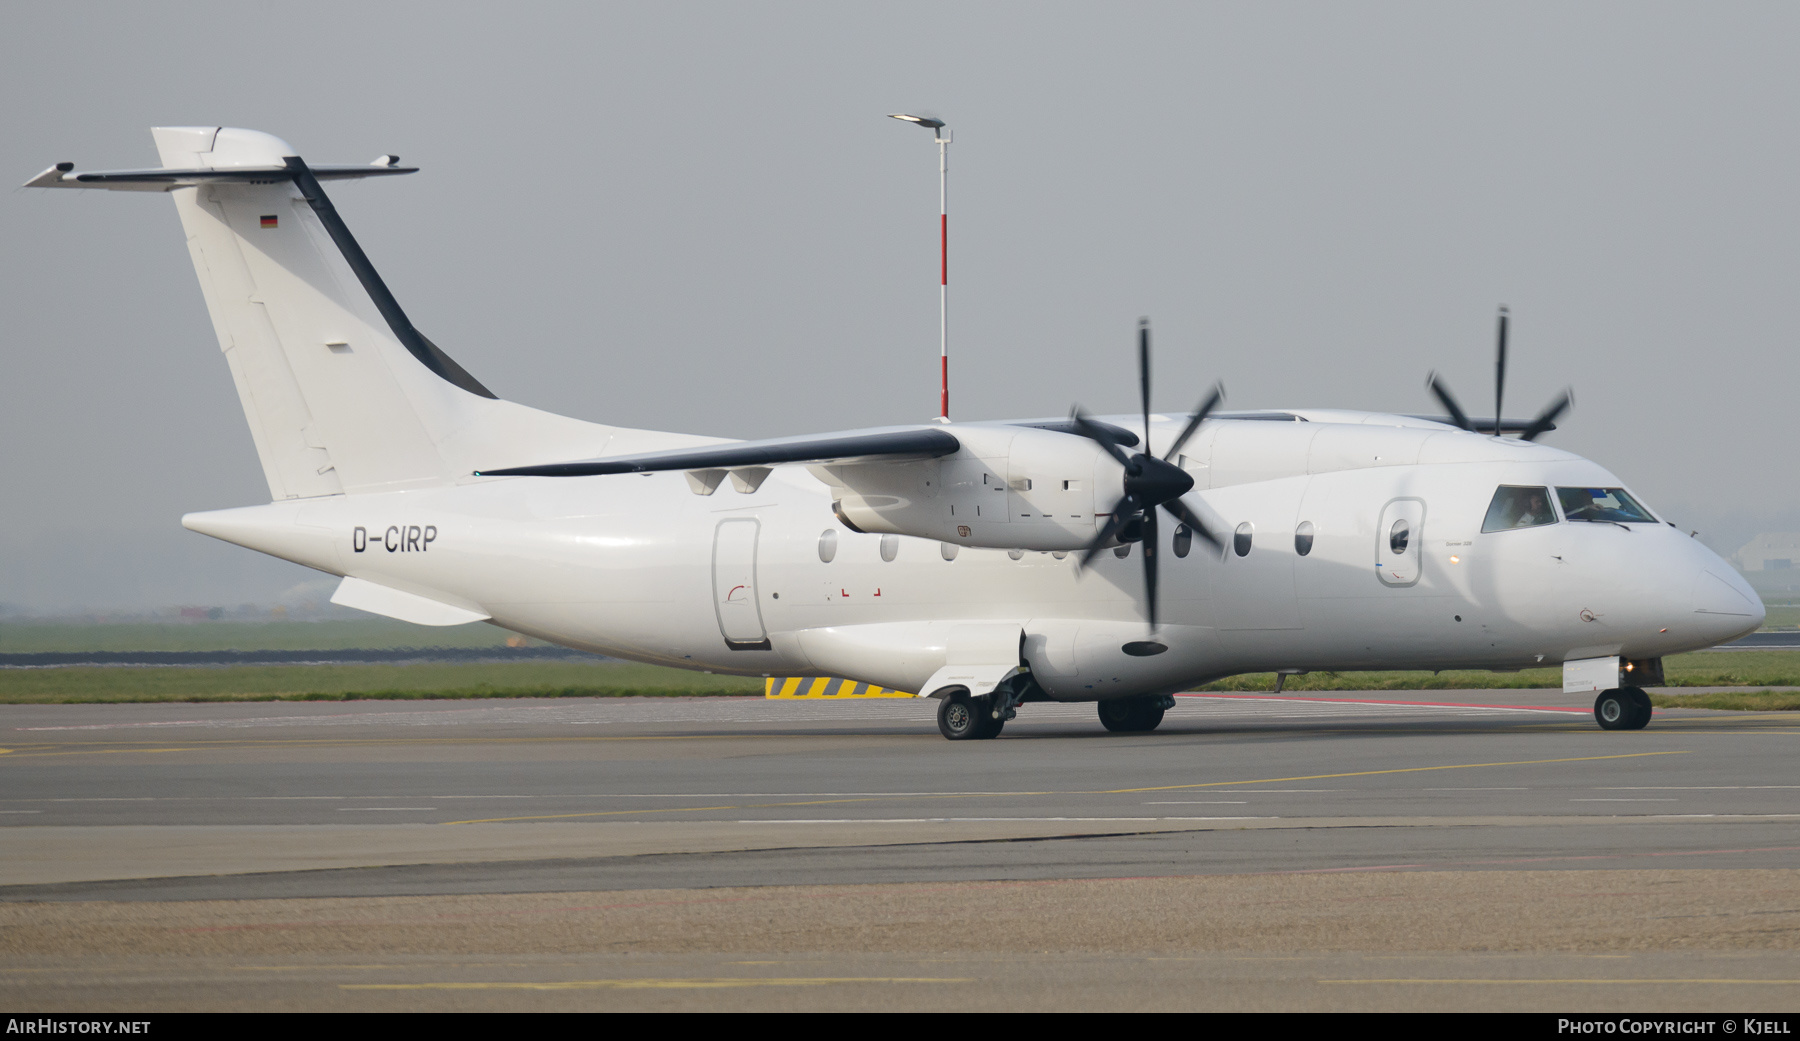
[888, 112, 951, 421]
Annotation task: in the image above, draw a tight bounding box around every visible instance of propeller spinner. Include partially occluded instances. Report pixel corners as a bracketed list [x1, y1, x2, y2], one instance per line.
[1070, 318, 1225, 631]
[1427, 306, 1572, 442]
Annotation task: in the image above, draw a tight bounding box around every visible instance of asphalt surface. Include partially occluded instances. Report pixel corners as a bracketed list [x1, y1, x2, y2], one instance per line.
[3, 692, 1795, 1011]
[2, 692, 1796, 894]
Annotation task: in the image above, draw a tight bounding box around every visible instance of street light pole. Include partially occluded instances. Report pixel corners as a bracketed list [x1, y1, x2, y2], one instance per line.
[889, 113, 951, 421]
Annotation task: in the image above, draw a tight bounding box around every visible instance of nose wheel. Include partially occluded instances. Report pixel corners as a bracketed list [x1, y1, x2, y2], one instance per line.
[1594, 687, 1652, 731]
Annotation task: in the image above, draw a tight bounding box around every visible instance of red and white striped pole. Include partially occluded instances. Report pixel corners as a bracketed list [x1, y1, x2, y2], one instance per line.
[937, 128, 948, 420]
[890, 113, 951, 420]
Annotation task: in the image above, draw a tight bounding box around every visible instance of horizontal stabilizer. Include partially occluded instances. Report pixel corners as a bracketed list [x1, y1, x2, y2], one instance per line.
[330, 576, 491, 627]
[476, 427, 961, 477]
[23, 162, 415, 191]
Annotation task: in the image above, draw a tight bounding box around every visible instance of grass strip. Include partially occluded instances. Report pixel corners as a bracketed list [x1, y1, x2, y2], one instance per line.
[0, 620, 536, 654]
[1196, 650, 1800, 693]
[0, 661, 760, 704]
[1648, 690, 1800, 712]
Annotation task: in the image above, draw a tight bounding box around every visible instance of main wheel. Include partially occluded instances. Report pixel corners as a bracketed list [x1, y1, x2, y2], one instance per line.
[1097, 697, 1166, 733]
[938, 693, 1003, 740]
[1594, 688, 1650, 731]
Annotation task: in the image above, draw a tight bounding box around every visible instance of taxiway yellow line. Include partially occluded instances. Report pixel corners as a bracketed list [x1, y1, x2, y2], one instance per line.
[1321, 978, 1800, 985]
[443, 751, 1689, 824]
[443, 796, 939, 826]
[1100, 750, 1691, 794]
[0, 734, 761, 760]
[342, 977, 972, 991]
[0, 747, 204, 760]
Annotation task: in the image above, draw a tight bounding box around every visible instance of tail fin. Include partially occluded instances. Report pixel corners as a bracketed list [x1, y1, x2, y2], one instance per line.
[30, 127, 664, 498]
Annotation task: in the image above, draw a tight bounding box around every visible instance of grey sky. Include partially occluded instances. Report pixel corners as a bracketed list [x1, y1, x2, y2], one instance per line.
[4, 3, 1797, 612]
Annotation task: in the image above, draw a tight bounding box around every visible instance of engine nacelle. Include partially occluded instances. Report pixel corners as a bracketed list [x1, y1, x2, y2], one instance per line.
[813, 425, 1118, 551]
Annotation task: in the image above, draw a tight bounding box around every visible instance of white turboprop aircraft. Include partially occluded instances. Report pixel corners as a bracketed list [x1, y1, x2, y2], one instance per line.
[28, 128, 1766, 739]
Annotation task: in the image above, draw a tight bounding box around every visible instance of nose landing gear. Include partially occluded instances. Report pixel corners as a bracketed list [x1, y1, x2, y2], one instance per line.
[1594, 686, 1652, 731]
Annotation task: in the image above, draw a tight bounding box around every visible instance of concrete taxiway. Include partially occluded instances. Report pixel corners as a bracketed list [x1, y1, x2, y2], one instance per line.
[2, 693, 1796, 1011]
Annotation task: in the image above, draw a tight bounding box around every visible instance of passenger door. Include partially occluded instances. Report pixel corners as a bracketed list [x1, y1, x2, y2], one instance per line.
[712, 518, 769, 649]
[1377, 498, 1426, 587]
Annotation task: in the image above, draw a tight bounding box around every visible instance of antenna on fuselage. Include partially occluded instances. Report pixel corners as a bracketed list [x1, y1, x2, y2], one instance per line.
[1494, 306, 1508, 437]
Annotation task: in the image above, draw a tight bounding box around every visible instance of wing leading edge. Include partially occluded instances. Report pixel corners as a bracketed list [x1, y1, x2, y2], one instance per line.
[22, 162, 417, 191]
[474, 427, 962, 477]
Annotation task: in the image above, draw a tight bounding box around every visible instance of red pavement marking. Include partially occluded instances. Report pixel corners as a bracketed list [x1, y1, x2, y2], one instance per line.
[1177, 693, 1591, 714]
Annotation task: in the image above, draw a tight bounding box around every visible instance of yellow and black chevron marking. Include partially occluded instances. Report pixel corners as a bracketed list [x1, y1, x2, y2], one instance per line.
[765, 677, 914, 699]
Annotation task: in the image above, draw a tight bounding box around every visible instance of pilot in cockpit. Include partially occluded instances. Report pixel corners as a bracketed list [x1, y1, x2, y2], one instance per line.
[1560, 488, 1603, 521]
[1507, 489, 1557, 528]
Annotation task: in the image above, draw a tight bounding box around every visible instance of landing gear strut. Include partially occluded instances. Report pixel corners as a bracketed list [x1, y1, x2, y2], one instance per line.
[1594, 686, 1652, 731]
[1098, 695, 1173, 733]
[938, 691, 1005, 740]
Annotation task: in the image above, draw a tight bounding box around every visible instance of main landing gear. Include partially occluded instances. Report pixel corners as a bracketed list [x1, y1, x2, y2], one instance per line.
[936, 684, 1179, 739]
[1594, 686, 1652, 731]
[938, 691, 1005, 740]
[1098, 695, 1174, 733]
[937, 675, 1033, 741]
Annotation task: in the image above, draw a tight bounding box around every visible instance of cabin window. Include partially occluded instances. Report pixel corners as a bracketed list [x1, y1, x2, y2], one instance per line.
[1173, 524, 1192, 558]
[817, 529, 838, 563]
[1389, 519, 1411, 556]
[1295, 520, 1315, 557]
[1233, 522, 1253, 557]
[1114, 544, 1132, 559]
[1481, 486, 1557, 532]
[880, 533, 899, 562]
[1556, 487, 1656, 524]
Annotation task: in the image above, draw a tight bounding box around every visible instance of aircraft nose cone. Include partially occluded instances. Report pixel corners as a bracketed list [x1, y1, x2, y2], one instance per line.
[1124, 454, 1195, 507]
[1691, 567, 1765, 644]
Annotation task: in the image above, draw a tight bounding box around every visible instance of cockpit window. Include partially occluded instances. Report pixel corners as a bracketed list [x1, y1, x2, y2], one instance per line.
[1556, 487, 1656, 524]
[1481, 486, 1557, 532]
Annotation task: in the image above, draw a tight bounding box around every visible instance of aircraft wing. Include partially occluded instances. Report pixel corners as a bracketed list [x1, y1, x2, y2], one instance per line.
[474, 426, 961, 477]
[23, 162, 416, 191]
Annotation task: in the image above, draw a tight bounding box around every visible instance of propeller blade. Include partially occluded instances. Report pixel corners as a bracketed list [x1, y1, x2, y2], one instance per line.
[1162, 496, 1224, 551]
[1518, 390, 1572, 442]
[1426, 372, 1474, 432]
[1138, 317, 1152, 447]
[1141, 505, 1159, 630]
[1494, 305, 1509, 437]
[1078, 501, 1137, 570]
[1163, 383, 1225, 462]
[1070, 407, 1135, 470]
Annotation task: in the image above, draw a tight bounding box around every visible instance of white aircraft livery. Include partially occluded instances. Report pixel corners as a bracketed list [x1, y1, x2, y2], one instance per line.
[27, 127, 1766, 739]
